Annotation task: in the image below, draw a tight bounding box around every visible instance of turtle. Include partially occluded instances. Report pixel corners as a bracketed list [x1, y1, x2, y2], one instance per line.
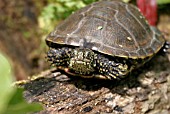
[45, 0, 170, 80]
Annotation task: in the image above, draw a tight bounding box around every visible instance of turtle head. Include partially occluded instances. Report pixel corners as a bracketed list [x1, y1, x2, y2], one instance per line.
[68, 48, 96, 75]
[47, 47, 96, 76]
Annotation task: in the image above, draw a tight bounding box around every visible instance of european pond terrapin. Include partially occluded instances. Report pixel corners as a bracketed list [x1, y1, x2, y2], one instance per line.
[46, 1, 170, 80]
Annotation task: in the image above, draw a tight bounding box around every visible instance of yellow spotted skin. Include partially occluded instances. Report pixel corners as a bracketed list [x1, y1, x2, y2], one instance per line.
[68, 48, 95, 75]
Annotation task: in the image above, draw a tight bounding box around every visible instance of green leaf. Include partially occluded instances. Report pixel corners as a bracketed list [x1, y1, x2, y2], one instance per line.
[0, 53, 43, 114]
[0, 53, 14, 114]
[4, 88, 43, 114]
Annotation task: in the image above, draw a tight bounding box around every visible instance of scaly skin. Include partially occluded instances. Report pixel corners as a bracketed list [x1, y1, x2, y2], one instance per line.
[47, 47, 130, 79]
[95, 54, 129, 79]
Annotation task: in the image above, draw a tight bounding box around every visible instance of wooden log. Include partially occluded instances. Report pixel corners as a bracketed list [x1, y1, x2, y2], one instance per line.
[16, 55, 170, 114]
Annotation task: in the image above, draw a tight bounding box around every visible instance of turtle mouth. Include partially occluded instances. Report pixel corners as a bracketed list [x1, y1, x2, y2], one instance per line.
[58, 66, 94, 77]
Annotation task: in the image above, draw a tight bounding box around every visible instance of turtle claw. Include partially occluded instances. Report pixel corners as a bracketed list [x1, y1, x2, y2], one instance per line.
[163, 42, 170, 53]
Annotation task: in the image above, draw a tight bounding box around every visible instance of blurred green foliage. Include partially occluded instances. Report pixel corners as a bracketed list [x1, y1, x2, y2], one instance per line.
[38, 0, 170, 33]
[38, 0, 98, 33]
[0, 53, 43, 114]
[157, 0, 170, 4]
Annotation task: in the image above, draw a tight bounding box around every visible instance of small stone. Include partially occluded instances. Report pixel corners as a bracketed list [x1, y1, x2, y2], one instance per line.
[127, 37, 132, 41]
[97, 26, 103, 30]
[119, 44, 123, 47]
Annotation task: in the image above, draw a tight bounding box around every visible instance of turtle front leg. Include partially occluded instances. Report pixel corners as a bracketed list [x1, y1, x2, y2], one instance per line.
[94, 54, 129, 80]
[47, 47, 72, 66]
